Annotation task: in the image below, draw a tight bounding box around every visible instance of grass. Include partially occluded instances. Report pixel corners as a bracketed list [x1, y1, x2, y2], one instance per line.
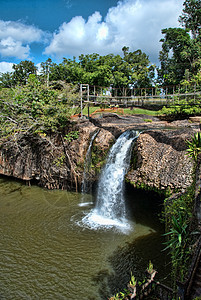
[123, 107, 157, 116]
[74, 106, 158, 117]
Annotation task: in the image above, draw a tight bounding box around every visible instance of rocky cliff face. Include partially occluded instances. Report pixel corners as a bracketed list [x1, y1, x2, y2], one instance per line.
[127, 129, 195, 194]
[0, 120, 114, 190]
[0, 116, 198, 194]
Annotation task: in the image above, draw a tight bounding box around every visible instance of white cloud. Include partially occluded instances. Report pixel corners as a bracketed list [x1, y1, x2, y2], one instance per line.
[36, 62, 42, 74]
[45, 0, 184, 63]
[0, 20, 43, 43]
[0, 62, 14, 73]
[0, 20, 47, 59]
[0, 37, 30, 59]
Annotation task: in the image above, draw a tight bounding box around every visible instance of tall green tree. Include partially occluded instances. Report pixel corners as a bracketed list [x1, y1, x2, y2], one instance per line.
[179, 0, 201, 39]
[12, 60, 37, 86]
[158, 28, 193, 85]
[0, 71, 14, 88]
[158, 0, 201, 86]
[123, 48, 155, 88]
[43, 48, 155, 89]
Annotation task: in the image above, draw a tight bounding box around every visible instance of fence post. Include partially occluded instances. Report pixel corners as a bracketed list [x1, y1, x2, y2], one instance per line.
[80, 84, 83, 118]
[94, 85, 96, 102]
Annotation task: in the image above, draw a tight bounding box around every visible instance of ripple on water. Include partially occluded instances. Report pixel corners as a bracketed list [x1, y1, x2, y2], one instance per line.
[0, 178, 166, 300]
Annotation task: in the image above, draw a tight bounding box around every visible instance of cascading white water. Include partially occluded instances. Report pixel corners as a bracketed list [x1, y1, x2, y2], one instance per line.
[82, 130, 139, 231]
[96, 130, 139, 219]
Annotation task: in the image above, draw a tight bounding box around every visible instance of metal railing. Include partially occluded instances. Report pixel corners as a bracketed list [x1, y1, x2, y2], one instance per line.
[79, 83, 201, 109]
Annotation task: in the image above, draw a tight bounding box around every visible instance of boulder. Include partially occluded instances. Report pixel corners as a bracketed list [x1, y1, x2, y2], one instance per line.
[127, 129, 196, 193]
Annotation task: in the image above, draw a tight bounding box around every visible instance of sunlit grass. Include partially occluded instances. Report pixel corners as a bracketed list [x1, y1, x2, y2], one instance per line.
[122, 108, 157, 116]
[71, 106, 157, 116]
[80, 106, 158, 116]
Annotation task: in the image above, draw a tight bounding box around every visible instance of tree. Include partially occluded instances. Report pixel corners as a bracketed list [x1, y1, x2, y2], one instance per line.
[158, 28, 192, 85]
[158, 0, 201, 86]
[0, 74, 78, 138]
[40, 58, 55, 85]
[122, 48, 155, 88]
[0, 71, 14, 88]
[43, 48, 155, 90]
[179, 0, 201, 39]
[12, 60, 37, 86]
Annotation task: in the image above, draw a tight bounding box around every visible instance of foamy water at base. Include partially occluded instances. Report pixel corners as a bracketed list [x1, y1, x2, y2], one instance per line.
[81, 209, 133, 234]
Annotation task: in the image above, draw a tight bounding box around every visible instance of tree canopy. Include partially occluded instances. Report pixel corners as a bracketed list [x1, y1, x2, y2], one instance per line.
[39, 48, 155, 90]
[0, 1, 200, 92]
[158, 0, 201, 86]
[0, 48, 155, 90]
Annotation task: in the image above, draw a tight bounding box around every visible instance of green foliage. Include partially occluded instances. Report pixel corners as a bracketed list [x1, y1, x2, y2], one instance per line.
[109, 272, 137, 300]
[162, 182, 195, 285]
[0, 60, 38, 88]
[131, 180, 172, 197]
[0, 75, 78, 139]
[109, 263, 155, 300]
[164, 214, 188, 251]
[91, 144, 108, 173]
[158, 99, 201, 120]
[12, 60, 37, 86]
[129, 273, 137, 287]
[163, 213, 190, 283]
[179, 0, 201, 39]
[186, 132, 201, 162]
[147, 261, 154, 274]
[144, 118, 152, 123]
[64, 131, 79, 142]
[39, 48, 155, 89]
[158, 27, 193, 85]
[158, 0, 201, 86]
[0, 72, 13, 88]
[53, 154, 66, 167]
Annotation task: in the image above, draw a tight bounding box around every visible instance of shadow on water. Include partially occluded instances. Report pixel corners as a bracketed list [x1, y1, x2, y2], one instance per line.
[92, 183, 170, 300]
[93, 233, 169, 300]
[125, 182, 165, 231]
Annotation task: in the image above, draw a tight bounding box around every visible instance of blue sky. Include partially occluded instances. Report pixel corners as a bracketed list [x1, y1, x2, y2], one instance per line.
[0, 0, 184, 73]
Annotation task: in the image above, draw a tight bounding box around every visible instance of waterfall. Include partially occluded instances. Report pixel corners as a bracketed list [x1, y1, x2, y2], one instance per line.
[82, 130, 139, 231]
